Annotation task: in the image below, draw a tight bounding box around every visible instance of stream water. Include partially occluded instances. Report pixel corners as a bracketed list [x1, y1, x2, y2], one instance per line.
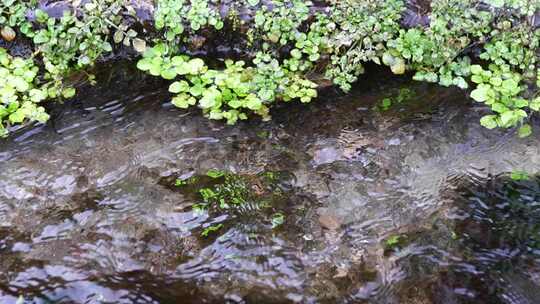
[1, 62, 540, 303]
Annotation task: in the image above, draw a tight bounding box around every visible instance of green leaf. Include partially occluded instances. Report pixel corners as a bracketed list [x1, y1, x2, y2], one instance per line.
[33, 107, 49, 123]
[271, 212, 284, 228]
[530, 97, 540, 111]
[7, 101, 19, 113]
[113, 30, 124, 44]
[199, 87, 221, 109]
[33, 31, 49, 44]
[171, 56, 186, 66]
[308, 53, 320, 61]
[215, 21, 224, 30]
[126, 29, 137, 38]
[487, 0, 505, 8]
[169, 81, 189, 93]
[254, 14, 265, 26]
[78, 56, 91, 66]
[290, 49, 302, 59]
[187, 58, 206, 75]
[206, 169, 225, 178]
[491, 103, 508, 113]
[514, 98, 528, 108]
[189, 84, 204, 97]
[0, 106, 8, 118]
[12, 76, 29, 92]
[160, 68, 177, 80]
[382, 52, 395, 66]
[480, 115, 498, 129]
[171, 94, 196, 109]
[511, 170, 529, 181]
[471, 75, 484, 84]
[489, 76, 502, 86]
[62, 87, 76, 99]
[470, 64, 483, 75]
[29, 89, 47, 102]
[8, 110, 25, 123]
[470, 86, 489, 102]
[102, 42, 113, 52]
[244, 94, 262, 110]
[502, 79, 518, 91]
[518, 124, 532, 138]
[390, 59, 405, 75]
[500, 110, 515, 126]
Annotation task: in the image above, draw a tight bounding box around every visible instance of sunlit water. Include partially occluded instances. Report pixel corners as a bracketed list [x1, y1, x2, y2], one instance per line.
[1, 63, 540, 303]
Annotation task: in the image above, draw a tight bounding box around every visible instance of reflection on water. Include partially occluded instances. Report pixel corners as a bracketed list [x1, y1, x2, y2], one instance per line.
[1, 63, 540, 303]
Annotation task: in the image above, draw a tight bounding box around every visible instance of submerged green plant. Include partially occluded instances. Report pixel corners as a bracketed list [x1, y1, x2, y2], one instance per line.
[201, 223, 223, 236]
[510, 171, 530, 181]
[386, 235, 401, 247]
[172, 170, 288, 236]
[375, 88, 415, 111]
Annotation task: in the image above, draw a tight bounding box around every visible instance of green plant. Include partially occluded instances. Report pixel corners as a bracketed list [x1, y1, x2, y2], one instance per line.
[469, 64, 530, 133]
[31, 1, 131, 78]
[0, 0, 35, 40]
[385, 235, 401, 247]
[0, 48, 50, 136]
[206, 169, 226, 178]
[133, 0, 540, 135]
[155, 0, 223, 42]
[324, 0, 404, 91]
[195, 173, 250, 211]
[374, 88, 415, 111]
[510, 170, 530, 181]
[137, 43, 319, 123]
[1, 0, 540, 138]
[201, 223, 223, 236]
[172, 170, 288, 236]
[0, 0, 150, 135]
[253, 0, 312, 46]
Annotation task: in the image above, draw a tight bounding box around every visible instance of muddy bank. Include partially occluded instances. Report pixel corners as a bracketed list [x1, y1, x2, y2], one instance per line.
[1, 62, 540, 303]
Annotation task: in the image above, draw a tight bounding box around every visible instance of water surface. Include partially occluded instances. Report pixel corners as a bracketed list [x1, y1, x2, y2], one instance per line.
[1, 63, 540, 303]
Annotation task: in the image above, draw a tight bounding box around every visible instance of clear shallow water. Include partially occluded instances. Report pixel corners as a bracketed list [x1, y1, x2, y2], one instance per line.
[1, 63, 540, 303]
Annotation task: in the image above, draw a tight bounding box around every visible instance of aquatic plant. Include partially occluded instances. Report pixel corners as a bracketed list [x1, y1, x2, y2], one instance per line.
[174, 170, 287, 236]
[0, 48, 50, 136]
[0, 0, 539, 136]
[374, 88, 415, 112]
[136, 0, 540, 135]
[0, 0, 144, 135]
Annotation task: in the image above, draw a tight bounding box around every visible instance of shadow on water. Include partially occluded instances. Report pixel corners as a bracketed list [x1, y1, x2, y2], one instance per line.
[1, 61, 540, 303]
